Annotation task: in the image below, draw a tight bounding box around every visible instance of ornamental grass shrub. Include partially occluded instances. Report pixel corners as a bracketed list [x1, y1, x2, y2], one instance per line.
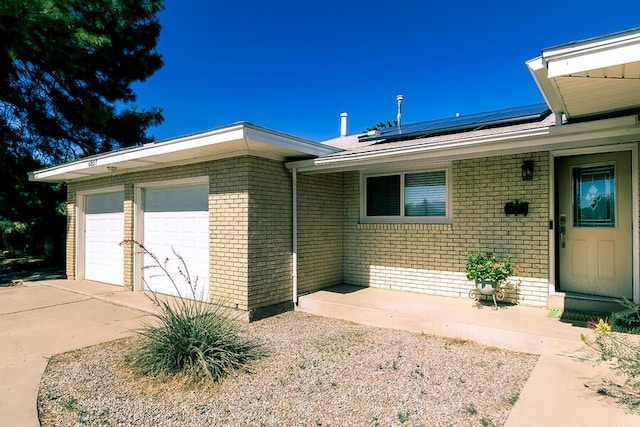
[129, 300, 260, 382]
[125, 241, 261, 383]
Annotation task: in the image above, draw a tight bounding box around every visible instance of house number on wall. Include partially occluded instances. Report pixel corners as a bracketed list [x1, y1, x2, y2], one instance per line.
[87, 160, 98, 167]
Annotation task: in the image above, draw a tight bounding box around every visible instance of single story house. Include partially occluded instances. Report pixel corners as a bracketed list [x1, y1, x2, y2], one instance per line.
[30, 28, 640, 319]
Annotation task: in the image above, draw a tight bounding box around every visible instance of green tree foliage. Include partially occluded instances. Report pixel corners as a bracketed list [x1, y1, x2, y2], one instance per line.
[0, 0, 164, 164]
[0, 152, 65, 254]
[0, 0, 165, 255]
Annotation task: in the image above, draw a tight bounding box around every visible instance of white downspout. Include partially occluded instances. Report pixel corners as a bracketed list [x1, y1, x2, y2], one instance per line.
[292, 168, 298, 305]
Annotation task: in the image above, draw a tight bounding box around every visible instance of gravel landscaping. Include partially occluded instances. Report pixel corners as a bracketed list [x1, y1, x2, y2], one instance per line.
[38, 311, 538, 426]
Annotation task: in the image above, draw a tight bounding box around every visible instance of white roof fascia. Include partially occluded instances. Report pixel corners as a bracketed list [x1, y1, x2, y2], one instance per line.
[525, 57, 565, 115]
[30, 125, 245, 182]
[242, 124, 341, 157]
[287, 115, 640, 174]
[30, 122, 341, 182]
[542, 29, 640, 78]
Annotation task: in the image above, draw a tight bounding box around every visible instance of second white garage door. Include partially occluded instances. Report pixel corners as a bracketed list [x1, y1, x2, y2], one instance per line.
[142, 184, 209, 301]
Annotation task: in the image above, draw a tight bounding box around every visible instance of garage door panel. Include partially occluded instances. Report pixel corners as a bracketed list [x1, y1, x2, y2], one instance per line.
[84, 192, 124, 286]
[142, 184, 209, 301]
[144, 186, 208, 212]
[86, 192, 125, 214]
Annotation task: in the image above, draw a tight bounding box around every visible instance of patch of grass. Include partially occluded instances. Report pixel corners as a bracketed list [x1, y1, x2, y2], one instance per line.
[397, 410, 410, 423]
[504, 394, 519, 406]
[59, 396, 89, 424]
[480, 416, 496, 426]
[410, 367, 424, 379]
[464, 402, 478, 416]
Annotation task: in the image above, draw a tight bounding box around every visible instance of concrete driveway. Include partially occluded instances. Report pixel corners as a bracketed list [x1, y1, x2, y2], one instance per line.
[0, 280, 152, 427]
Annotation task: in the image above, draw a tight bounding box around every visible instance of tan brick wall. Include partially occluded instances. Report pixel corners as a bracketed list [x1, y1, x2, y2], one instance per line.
[247, 158, 293, 309]
[342, 153, 550, 306]
[64, 150, 553, 310]
[123, 184, 134, 290]
[296, 172, 344, 294]
[65, 189, 76, 280]
[208, 158, 250, 309]
[67, 159, 256, 310]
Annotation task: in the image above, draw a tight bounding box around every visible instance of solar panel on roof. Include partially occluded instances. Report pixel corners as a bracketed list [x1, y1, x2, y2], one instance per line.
[360, 103, 550, 143]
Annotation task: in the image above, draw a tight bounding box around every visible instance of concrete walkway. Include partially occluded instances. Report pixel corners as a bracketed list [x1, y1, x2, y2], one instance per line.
[1, 280, 639, 426]
[297, 285, 640, 426]
[0, 280, 157, 427]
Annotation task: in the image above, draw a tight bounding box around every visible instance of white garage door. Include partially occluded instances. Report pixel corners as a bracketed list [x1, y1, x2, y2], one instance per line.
[142, 184, 209, 301]
[84, 191, 124, 285]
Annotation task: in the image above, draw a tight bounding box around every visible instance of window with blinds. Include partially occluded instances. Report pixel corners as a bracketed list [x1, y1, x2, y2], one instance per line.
[363, 169, 449, 223]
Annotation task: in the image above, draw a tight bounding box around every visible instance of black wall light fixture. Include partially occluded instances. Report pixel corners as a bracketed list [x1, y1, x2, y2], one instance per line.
[521, 160, 534, 181]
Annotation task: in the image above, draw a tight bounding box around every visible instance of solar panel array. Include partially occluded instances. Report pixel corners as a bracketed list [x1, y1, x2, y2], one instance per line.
[359, 103, 551, 143]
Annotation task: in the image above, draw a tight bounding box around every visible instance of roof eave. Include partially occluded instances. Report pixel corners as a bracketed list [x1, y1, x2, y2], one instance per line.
[30, 122, 342, 183]
[541, 27, 640, 78]
[287, 114, 640, 174]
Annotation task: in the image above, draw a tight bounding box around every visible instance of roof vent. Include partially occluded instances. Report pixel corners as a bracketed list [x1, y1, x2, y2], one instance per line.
[396, 95, 403, 131]
[340, 112, 348, 137]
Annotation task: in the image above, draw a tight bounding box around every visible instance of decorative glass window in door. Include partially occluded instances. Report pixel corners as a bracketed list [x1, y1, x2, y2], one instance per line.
[573, 164, 615, 227]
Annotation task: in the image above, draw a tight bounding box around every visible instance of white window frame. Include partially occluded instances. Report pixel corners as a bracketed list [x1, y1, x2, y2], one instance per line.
[360, 165, 452, 224]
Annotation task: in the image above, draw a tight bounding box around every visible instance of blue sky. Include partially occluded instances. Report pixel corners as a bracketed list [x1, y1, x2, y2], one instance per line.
[133, 1, 640, 142]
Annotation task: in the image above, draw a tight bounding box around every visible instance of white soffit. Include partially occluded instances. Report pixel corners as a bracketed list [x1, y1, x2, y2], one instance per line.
[528, 28, 640, 120]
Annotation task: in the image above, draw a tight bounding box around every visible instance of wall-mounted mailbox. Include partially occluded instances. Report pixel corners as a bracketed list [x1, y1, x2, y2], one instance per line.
[504, 200, 529, 216]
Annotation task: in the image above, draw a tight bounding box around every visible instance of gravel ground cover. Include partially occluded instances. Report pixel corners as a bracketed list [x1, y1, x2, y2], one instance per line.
[38, 311, 538, 426]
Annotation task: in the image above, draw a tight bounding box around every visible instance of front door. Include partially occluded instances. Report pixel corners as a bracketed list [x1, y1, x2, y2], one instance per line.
[557, 152, 632, 298]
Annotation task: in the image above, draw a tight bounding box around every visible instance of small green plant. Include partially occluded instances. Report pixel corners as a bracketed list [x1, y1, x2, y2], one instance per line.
[396, 410, 410, 423]
[589, 317, 612, 334]
[504, 394, 519, 406]
[610, 298, 640, 334]
[59, 396, 89, 424]
[125, 241, 261, 383]
[465, 252, 515, 283]
[410, 367, 424, 378]
[464, 402, 478, 416]
[480, 416, 495, 427]
[581, 311, 640, 397]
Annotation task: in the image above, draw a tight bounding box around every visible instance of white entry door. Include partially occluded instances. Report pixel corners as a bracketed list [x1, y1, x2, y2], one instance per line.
[142, 184, 209, 301]
[557, 152, 632, 298]
[84, 191, 124, 285]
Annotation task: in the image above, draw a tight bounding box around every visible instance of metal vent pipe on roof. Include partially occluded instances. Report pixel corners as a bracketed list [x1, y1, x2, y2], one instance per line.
[340, 112, 348, 137]
[396, 94, 403, 131]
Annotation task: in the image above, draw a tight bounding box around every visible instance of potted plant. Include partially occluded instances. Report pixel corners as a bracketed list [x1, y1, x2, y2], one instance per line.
[465, 252, 513, 296]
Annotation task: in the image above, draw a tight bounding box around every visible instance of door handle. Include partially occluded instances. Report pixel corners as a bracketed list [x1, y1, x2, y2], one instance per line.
[559, 214, 567, 248]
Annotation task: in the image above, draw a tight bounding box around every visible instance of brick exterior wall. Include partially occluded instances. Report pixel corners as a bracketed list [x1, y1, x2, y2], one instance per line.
[65, 189, 76, 280]
[66, 156, 295, 313]
[341, 152, 550, 306]
[209, 158, 250, 309]
[247, 157, 293, 309]
[296, 173, 344, 294]
[60, 146, 639, 312]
